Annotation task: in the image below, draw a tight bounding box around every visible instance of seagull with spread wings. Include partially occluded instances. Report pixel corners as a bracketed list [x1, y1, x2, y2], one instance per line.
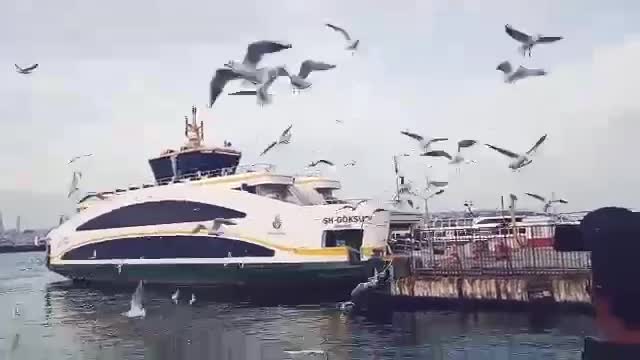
[286, 60, 336, 91]
[209, 40, 292, 107]
[325, 23, 359, 52]
[192, 218, 238, 236]
[525, 192, 569, 213]
[308, 159, 334, 168]
[336, 199, 368, 212]
[485, 134, 548, 170]
[400, 130, 448, 153]
[505, 24, 563, 57]
[68, 154, 93, 164]
[228, 66, 288, 106]
[449, 139, 479, 167]
[15, 64, 38, 74]
[496, 61, 547, 83]
[259, 124, 293, 156]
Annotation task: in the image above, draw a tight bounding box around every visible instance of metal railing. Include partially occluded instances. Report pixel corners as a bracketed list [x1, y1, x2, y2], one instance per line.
[393, 224, 590, 276]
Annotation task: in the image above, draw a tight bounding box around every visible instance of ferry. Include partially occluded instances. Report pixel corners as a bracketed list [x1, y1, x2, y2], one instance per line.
[45, 108, 388, 291]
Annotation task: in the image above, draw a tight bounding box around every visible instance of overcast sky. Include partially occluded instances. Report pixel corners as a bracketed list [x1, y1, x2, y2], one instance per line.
[1, 0, 639, 228]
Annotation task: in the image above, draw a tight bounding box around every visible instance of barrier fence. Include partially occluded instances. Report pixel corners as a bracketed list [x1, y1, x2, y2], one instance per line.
[390, 224, 591, 276]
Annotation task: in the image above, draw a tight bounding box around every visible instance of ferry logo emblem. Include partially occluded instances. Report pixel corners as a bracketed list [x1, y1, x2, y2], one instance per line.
[272, 215, 282, 230]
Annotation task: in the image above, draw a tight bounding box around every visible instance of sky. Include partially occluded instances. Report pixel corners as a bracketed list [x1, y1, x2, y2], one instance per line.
[1, 0, 640, 228]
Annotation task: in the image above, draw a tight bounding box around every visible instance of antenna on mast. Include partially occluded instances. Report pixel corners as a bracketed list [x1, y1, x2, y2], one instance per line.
[184, 105, 204, 149]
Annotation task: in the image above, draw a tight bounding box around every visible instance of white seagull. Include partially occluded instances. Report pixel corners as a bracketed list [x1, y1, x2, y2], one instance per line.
[344, 160, 357, 167]
[336, 199, 368, 212]
[208, 218, 238, 236]
[171, 289, 180, 304]
[228, 66, 288, 106]
[485, 134, 548, 170]
[260, 124, 293, 156]
[15, 64, 38, 74]
[400, 130, 448, 153]
[189, 293, 196, 306]
[209, 40, 292, 107]
[326, 23, 359, 52]
[505, 24, 563, 57]
[525, 193, 569, 213]
[286, 60, 336, 91]
[421, 150, 452, 161]
[449, 140, 479, 167]
[496, 61, 547, 83]
[68, 154, 93, 164]
[67, 171, 82, 198]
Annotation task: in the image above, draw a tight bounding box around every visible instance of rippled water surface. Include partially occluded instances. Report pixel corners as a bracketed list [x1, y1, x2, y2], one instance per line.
[0, 252, 596, 359]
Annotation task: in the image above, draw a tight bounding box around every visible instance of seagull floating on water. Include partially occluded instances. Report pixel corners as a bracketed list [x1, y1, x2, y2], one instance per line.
[123, 281, 146, 318]
[208, 40, 291, 107]
[525, 192, 569, 213]
[505, 24, 563, 57]
[260, 124, 293, 156]
[400, 130, 448, 153]
[15, 64, 38, 74]
[326, 23, 359, 52]
[171, 289, 180, 304]
[485, 134, 548, 170]
[189, 293, 196, 305]
[496, 61, 547, 83]
[286, 60, 336, 91]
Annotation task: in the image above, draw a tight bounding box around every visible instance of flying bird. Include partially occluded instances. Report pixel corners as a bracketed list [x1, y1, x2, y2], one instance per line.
[68, 154, 93, 164]
[209, 68, 242, 107]
[15, 64, 38, 74]
[427, 180, 449, 188]
[336, 199, 368, 212]
[67, 171, 82, 198]
[326, 23, 359, 52]
[241, 40, 292, 71]
[344, 160, 357, 167]
[287, 60, 336, 91]
[496, 61, 547, 83]
[400, 130, 448, 153]
[372, 208, 386, 214]
[209, 218, 238, 236]
[228, 66, 288, 106]
[449, 140, 479, 167]
[308, 159, 334, 167]
[485, 134, 548, 170]
[505, 24, 563, 57]
[259, 124, 293, 156]
[421, 150, 453, 160]
[336, 119, 344, 124]
[525, 192, 569, 213]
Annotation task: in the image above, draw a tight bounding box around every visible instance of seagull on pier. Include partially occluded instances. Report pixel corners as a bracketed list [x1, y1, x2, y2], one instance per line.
[15, 64, 38, 74]
[485, 134, 548, 170]
[286, 60, 336, 91]
[525, 192, 569, 213]
[259, 124, 293, 156]
[496, 61, 547, 83]
[400, 130, 448, 153]
[308, 159, 334, 168]
[326, 23, 359, 53]
[505, 24, 563, 57]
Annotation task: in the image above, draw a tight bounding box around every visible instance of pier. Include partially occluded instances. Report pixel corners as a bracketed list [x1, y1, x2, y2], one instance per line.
[376, 224, 592, 312]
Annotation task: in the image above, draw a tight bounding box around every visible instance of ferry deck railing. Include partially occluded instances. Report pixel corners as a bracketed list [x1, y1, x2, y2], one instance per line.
[397, 224, 590, 276]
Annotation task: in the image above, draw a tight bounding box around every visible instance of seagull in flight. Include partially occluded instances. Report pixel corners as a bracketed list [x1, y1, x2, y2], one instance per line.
[421, 150, 452, 161]
[427, 180, 449, 189]
[344, 160, 357, 167]
[449, 140, 479, 168]
[335, 119, 344, 124]
[496, 61, 547, 83]
[67, 171, 82, 198]
[68, 154, 93, 164]
[308, 159, 334, 168]
[326, 23, 359, 52]
[400, 130, 448, 153]
[286, 60, 336, 91]
[260, 124, 292, 156]
[525, 192, 569, 213]
[15, 64, 38, 74]
[192, 218, 238, 236]
[336, 199, 368, 212]
[228, 66, 288, 106]
[505, 24, 563, 57]
[485, 134, 548, 170]
[209, 40, 292, 107]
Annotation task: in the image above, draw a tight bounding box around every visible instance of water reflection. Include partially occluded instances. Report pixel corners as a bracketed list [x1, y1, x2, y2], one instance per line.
[0, 252, 596, 359]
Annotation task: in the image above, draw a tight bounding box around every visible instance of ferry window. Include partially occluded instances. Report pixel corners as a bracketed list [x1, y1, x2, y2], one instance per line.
[62, 235, 274, 260]
[76, 200, 246, 231]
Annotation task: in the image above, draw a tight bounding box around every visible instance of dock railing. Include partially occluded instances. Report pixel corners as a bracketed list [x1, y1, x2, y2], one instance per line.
[402, 224, 590, 276]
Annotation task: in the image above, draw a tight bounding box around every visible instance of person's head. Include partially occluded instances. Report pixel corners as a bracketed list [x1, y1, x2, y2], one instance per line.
[582, 207, 640, 343]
